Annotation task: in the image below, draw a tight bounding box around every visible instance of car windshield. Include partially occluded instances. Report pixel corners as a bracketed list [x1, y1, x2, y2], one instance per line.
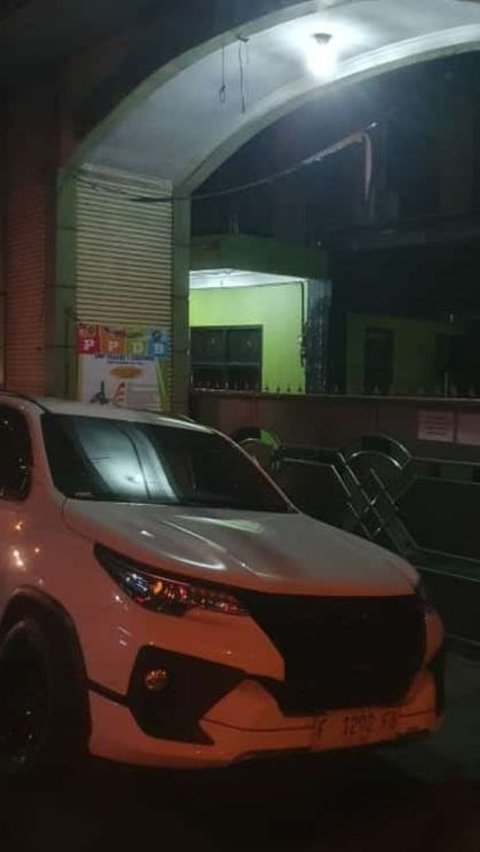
[41, 413, 290, 513]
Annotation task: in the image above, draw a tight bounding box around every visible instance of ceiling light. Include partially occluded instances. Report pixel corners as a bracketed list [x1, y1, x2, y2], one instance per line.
[307, 32, 337, 78]
[189, 270, 301, 289]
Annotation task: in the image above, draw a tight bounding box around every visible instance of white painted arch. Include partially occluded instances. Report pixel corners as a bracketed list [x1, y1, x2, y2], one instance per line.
[79, 0, 480, 193]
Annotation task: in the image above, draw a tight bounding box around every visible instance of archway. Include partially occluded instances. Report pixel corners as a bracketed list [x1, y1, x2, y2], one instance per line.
[59, 0, 480, 410]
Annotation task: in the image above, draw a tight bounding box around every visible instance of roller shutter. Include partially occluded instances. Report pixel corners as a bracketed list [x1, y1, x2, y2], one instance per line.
[76, 166, 173, 331]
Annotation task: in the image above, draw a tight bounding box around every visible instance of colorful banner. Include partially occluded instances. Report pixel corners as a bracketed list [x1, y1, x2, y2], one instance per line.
[98, 326, 126, 357]
[77, 324, 169, 360]
[77, 323, 100, 355]
[77, 324, 170, 411]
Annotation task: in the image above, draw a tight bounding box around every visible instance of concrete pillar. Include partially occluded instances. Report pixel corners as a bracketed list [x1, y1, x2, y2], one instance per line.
[171, 196, 191, 414]
[4, 80, 59, 395]
[46, 168, 78, 398]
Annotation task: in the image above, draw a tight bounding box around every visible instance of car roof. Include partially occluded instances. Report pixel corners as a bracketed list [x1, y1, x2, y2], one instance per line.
[0, 393, 211, 433]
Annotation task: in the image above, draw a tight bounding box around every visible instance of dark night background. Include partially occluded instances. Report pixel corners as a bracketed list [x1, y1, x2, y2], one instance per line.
[193, 52, 480, 392]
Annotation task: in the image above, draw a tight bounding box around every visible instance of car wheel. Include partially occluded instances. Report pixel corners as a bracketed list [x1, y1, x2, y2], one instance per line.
[0, 618, 86, 774]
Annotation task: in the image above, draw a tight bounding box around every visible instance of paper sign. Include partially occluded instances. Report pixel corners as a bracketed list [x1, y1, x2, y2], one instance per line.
[77, 323, 170, 410]
[418, 410, 455, 443]
[79, 355, 160, 409]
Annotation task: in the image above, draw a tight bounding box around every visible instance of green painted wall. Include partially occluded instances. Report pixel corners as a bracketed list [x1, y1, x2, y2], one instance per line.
[189, 283, 305, 392]
[347, 314, 463, 395]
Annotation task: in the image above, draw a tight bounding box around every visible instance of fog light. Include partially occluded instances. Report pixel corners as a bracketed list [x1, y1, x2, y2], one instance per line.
[144, 668, 169, 693]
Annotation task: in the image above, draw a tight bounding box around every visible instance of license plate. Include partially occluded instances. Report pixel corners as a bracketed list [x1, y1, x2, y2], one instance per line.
[313, 708, 399, 751]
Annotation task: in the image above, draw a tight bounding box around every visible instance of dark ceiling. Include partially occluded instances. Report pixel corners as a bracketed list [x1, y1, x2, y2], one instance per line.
[0, 0, 307, 74]
[0, 0, 159, 71]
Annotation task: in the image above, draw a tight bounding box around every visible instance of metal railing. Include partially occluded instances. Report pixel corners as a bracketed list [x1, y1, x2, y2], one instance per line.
[264, 433, 480, 650]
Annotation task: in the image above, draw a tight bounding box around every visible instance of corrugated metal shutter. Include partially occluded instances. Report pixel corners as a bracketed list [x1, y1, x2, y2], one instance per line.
[76, 166, 173, 331]
[4, 94, 53, 395]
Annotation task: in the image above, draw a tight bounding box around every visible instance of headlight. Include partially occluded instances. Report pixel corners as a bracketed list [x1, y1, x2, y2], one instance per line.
[95, 544, 247, 617]
[416, 579, 435, 614]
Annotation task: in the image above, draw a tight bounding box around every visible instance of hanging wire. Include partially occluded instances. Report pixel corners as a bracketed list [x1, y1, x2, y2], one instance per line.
[74, 123, 377, 205]
[237, 36, 249, 114]
[238, 41, 246, 114]
[219, 43, 227, 105]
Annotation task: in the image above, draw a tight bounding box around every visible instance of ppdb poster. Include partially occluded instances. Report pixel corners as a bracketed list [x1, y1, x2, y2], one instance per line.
[77, 323, 169, 410]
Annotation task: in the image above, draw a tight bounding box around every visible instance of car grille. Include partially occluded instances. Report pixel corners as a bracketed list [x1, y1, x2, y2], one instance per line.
[239, 591, 425, 715]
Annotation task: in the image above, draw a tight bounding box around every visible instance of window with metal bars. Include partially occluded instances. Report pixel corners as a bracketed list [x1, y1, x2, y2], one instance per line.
[190, 325, 262, 391]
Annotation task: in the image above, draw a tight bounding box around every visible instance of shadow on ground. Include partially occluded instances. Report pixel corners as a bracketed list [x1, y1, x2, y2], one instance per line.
[1, 655, 479, 852]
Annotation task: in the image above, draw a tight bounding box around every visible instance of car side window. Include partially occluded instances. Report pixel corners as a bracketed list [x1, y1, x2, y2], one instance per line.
[0, 405, 32, 501]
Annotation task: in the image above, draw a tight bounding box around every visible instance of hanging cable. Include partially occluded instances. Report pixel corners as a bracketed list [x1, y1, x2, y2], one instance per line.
[74, 122, 377, 205]
[238, 35, 249, 114]
[219, 43, 227, 105]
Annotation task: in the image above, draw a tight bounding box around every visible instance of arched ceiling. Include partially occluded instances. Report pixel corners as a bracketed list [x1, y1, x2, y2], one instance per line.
[84, 0, 480, 193]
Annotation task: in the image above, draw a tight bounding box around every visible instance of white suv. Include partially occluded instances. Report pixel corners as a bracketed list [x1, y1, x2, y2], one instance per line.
[0, 394, 444, 771]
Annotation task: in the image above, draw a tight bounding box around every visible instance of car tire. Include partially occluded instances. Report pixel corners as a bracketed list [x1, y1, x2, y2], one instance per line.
[0, 617, 87, 774]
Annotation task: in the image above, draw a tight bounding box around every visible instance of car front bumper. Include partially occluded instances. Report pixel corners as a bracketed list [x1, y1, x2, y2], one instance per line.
[87, 660, 441, 769]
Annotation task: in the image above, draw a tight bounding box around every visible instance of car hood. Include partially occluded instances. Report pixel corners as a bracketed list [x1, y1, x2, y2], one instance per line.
[63, 501, 418, 597]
